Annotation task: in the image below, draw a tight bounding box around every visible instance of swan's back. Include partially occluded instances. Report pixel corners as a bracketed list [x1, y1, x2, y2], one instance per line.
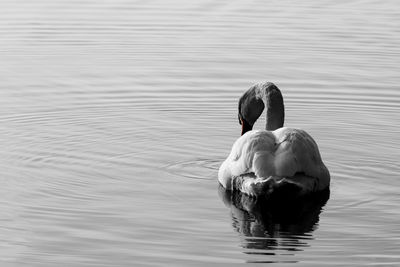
[218, 127, 330, 194]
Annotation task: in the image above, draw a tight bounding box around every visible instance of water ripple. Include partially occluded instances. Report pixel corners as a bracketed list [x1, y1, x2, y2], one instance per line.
[1, 0, 400, 266]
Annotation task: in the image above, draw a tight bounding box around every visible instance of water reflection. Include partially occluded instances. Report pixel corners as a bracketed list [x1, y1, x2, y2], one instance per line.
[218, 186, 329, 255]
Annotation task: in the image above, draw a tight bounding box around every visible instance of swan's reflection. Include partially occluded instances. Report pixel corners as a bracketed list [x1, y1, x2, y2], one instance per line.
[218, 186, 329, 254]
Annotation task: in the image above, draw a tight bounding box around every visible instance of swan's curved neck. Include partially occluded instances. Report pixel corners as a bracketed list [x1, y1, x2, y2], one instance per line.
[258, 83, 285, 131]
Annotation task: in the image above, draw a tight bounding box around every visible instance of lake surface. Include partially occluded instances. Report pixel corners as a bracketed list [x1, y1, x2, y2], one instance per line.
[1, 0, 399, 266]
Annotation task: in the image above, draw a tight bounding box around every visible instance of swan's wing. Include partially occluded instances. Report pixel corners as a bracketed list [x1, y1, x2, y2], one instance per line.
[273, 127, 330, 191]
[218, 134, 251, 189]
[218, 131, 275, 189]
[219, 128, 330, 195]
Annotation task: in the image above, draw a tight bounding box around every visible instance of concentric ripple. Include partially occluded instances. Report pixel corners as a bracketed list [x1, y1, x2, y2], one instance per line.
[0, 0, 400, 266]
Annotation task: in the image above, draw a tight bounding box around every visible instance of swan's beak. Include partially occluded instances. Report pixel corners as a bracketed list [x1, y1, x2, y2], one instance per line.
[240, 118, 252, 135]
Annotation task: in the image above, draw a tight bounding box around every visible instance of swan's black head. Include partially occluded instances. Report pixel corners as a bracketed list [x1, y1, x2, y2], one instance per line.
[238, 84, 265, 135]
[238, 82, 285, 135]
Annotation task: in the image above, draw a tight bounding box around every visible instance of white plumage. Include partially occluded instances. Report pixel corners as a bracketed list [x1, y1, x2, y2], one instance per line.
[218, 82, 330, 196]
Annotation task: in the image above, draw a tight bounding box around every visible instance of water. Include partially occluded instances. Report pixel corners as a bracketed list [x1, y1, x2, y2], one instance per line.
[1, 0, 399, 266]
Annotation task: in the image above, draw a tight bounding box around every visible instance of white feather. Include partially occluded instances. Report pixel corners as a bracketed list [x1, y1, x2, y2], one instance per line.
[218, 128, 330, 196]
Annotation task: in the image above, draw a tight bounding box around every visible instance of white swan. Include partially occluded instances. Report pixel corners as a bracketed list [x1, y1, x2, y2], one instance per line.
[218, 82, 330, 197]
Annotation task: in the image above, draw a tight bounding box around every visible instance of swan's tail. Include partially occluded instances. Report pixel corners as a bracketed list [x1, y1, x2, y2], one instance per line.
[232, 174, 305, 198]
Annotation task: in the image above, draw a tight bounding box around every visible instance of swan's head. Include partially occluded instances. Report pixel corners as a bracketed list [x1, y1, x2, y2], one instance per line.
[238, 82, 285, 135]
[238, 85, 264, 135]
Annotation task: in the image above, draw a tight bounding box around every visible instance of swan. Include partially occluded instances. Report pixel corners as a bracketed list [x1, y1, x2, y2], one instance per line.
[218, 82, 330, 197]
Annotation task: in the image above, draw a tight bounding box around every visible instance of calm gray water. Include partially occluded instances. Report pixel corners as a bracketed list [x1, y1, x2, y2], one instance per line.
[1, 0, 399, 266]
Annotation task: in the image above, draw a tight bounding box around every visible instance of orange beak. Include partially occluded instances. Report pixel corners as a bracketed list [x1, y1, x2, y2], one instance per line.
[240, 118, 252, 136]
